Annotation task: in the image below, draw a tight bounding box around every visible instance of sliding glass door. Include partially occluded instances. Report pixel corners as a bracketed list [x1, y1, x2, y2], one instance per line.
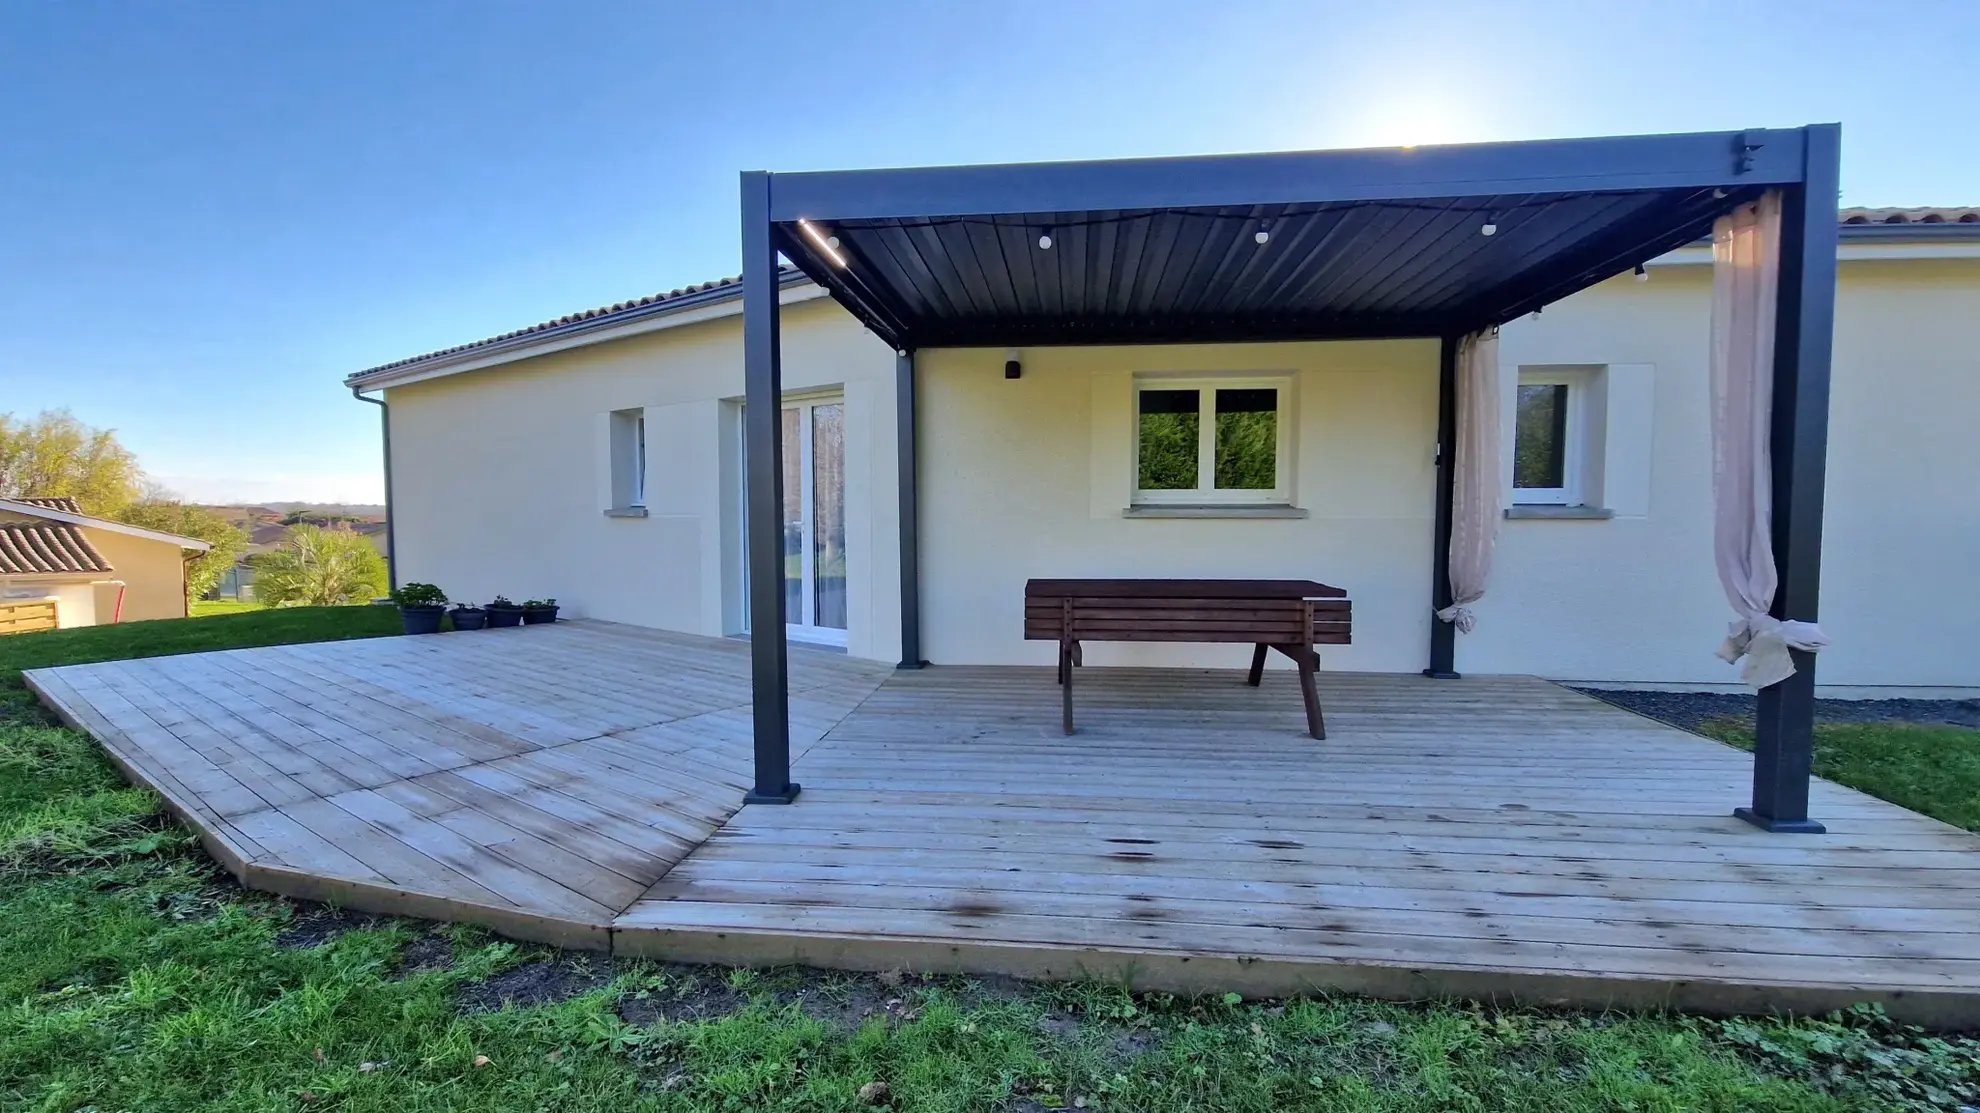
[756, 395, 846, 646]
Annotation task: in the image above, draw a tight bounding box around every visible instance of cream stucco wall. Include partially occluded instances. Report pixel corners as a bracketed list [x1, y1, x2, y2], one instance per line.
[385, 296, 904, 662]
[0, 581, 96, 628]
[82, 529, 189, 622]
[1476, 257, 1980, 689]
[915, 340, 1438, 672]
[375, 254, 1979, 690]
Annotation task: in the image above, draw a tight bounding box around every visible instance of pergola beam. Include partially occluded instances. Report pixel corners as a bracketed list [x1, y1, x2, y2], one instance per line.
[767, 129, 1808, 223]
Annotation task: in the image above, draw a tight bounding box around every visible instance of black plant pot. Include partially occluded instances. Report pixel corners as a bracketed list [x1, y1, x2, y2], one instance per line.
[486, 605, 524, 629]
[399, 604, 446, 635]
[522, 605, 560, 625]
[451, 607, 488, 631]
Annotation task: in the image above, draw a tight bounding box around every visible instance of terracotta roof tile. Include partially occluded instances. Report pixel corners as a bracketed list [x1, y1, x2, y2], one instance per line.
[351, 268, 804, 381]
[1839, 207, 1980, 225]
[0, 521, 113, 575]
[13, 496, 83, 514]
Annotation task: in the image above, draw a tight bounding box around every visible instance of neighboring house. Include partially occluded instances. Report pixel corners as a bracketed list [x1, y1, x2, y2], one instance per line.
[346, 207, 1980, 694]
[0, 496, 213, 628]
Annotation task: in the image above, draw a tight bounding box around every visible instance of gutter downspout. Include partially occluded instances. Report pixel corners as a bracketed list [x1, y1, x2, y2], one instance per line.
[350, 386, 398, 592]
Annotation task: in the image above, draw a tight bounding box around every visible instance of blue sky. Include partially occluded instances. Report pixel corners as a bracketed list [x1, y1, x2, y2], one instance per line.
[1, 1, 1972, 504]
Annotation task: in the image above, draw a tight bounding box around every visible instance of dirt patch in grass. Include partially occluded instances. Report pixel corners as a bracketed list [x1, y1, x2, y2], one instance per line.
[613, 966, 997, 1031]
[397, 933, 454, 976]
[616, 979, 748, 1026]
[274, 905, 387, 949]
[460, 955, 619, 1012]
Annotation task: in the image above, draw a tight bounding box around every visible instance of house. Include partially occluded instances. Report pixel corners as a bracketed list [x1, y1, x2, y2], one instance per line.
[0, 496, 213, 629]
[347, 204, 1978, 695]
[49, 129, 1980, 1015]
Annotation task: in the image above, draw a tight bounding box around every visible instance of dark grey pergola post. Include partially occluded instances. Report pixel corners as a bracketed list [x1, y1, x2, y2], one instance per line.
[740, 170, 798, 805]
[895, 349, 925, 669]
[1424, 335, 1460, 679]
[1736, 124, 1841, 834]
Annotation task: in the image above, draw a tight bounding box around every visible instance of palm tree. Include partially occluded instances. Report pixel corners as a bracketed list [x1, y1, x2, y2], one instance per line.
[250, 524, 388, 607]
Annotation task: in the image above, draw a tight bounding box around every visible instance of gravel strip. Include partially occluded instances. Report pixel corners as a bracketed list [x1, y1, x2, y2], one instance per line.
[1575, 688, 1980, 734]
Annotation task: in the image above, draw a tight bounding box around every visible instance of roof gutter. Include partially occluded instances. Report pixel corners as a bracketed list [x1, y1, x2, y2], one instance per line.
[350, 387, 397, 592]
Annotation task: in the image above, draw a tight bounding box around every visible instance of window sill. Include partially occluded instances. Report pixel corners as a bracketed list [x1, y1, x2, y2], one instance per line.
[1504, 505, 1614, 520]
[1123, 504, 1308, 519]
[603, 506, 649, 519]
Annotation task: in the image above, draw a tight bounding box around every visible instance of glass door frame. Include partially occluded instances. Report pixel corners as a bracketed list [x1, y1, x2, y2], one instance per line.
[740, 392, 847, 648]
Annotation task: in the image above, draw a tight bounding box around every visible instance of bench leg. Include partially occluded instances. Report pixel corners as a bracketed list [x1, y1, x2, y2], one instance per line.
[1247, 643, 1267, 687]
[1294, 647, 1326, 741]
[1060, 639, 1075, 735]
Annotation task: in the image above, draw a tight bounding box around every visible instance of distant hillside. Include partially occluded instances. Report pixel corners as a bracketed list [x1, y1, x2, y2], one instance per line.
[261, 502, 386, 517]
[201, 503, 389, 557]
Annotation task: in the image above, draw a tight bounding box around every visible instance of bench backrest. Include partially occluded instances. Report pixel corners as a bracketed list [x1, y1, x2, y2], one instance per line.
[1024, 589, 1351, 646]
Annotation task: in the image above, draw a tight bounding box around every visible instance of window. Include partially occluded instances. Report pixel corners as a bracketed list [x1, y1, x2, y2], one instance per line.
[1133, 377, 1289, 504]
[632, 414, 647, 506]
[608, 408, 647, 511]
[1512, 371, 1583, 505]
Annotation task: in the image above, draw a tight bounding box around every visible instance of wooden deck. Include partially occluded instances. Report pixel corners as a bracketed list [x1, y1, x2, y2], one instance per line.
[27, 622, 1980, 1026]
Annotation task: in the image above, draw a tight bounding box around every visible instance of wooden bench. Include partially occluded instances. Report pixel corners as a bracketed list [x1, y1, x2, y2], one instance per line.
[1023, 579, 1351, 739]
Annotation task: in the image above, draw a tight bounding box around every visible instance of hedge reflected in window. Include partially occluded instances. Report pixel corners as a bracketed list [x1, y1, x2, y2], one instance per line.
[1137, 388, 1199, 490]
[1215, 388, 1277, 490]
[1514, 383, 1568, 491]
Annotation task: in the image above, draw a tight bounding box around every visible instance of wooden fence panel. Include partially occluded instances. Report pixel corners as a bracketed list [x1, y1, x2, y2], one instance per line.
[0, 600, 59, 635]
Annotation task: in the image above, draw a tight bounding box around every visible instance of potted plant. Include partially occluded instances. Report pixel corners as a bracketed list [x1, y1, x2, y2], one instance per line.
[486, 595, 524, 628]
[450, 601, 488, 630]
[390, 582, 448, 635]
[521, 597, 560, 625]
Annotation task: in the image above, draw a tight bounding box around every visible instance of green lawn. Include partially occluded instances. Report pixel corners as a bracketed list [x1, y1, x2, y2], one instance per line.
[0, 613, 1974, 1110]
[191, 598, 266, 617]
[1698, 717, 1980, 832]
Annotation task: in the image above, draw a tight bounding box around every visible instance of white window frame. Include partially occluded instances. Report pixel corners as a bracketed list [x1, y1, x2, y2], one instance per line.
[631, 413, 647, 507]
[607, 407, 647, 512]
[1131, 374, 1292, 506]
[1511, 370, 1586, 506]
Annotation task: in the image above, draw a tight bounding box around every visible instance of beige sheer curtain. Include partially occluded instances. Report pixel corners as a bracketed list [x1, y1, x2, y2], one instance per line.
[1437, 329, 1500, 634]
[1710, 191, 1828, 687]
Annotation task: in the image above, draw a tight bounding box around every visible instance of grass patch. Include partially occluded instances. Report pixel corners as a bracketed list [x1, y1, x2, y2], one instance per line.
[0, 605, 394, 688]
[1698, 716, 1980, 831]
[0, 613, 1973, 1109]
[191, 599, 266, 617]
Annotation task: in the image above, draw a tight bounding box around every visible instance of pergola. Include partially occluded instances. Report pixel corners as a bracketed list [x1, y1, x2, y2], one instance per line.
[738, 125, 1842, 833]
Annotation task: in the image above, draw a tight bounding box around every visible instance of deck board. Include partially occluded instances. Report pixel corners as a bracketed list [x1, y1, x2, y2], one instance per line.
[25, 622, 1980, 1026]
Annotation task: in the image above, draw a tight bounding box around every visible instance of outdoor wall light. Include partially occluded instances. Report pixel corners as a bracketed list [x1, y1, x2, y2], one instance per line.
[1005, 350, 1022, 379]
[797, 219, 847, 267]
[1037, 229, 1053, 249]
[1634, 263, 1649, 282]
[1480, 216, 1499, 236]
[1254, 226, 1271, 245]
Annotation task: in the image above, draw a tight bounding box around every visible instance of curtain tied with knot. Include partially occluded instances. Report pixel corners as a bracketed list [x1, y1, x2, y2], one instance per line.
[1710, 191, 1829, 688]
[1436, 329, 1500, 635]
